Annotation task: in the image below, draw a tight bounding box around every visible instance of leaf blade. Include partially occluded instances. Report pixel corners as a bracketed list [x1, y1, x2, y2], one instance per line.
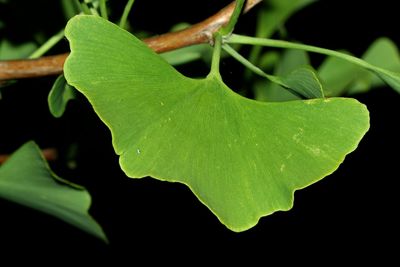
[0, 141, 107, 242]
[48, 74, 76, 118]
[64, 15, 369, 231]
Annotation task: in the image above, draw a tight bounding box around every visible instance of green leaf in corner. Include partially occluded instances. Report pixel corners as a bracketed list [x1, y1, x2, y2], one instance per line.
[228, 34, 400, 95]
[0, 141, 107, 242]
[0, 39, 37, 60]
[64, 15, 369, 232]
[319, 38, 400, 96]
[348, 37, 400, 94]
[48, 74, 76, 118]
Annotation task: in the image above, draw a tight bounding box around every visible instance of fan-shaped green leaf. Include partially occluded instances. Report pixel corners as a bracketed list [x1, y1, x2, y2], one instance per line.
[64, 15, 369, 231]
[0, 141, 107, 242]
[48, 74, 76, 118]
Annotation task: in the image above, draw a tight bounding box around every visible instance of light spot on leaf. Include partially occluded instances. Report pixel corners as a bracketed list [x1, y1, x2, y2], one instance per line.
[292, 128, 304, 143]
[307, 146, 321, 156]
[280, 164, 285, 172]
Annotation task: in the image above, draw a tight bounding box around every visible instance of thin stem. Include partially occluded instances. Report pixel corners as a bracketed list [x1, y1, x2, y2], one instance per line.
[209, 34, 223, 79]
[222, 44, 283, 85]
[61, 0, 81, 19]
[77, 0, 91, 15]
[228, 34, 400, 92]
[223, 44, 312, 99]
[99, 0, 108, 20]
[245, 8, 268, 80]
[220, 0, 245, 35]
[29, 29, 65, 59]
[228, 34, 374, 71]
[119, 0, 135, 29]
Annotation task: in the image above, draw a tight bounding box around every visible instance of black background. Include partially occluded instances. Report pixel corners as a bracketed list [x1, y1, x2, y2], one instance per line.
[0, 0, 398, 263]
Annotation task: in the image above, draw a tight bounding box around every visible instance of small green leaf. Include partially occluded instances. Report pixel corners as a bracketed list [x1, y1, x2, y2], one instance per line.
[64, 15, 369, 232]
[48, 74, 76, 118]
[0, 40, 37, 60]
[259, 49, 310, 101]
[0, 141, 107, 242]
[224, 45, 323, 100]
[281, 65, 324, 99]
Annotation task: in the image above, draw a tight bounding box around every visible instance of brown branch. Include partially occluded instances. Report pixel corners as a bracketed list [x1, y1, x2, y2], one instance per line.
[0, 148, 58, 165]
[144, 0, 262, 53]
[0, 0, 262, 81]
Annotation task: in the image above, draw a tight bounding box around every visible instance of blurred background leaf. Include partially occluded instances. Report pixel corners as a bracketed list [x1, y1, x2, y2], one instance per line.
[0, 141, 107, 242]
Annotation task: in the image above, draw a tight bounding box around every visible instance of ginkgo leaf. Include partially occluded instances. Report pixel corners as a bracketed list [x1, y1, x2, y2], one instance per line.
[255, 49, 310, 101]
[64, 15, 369, 232]
[0, 141, 107, 241]
[48, 74, 76, 118]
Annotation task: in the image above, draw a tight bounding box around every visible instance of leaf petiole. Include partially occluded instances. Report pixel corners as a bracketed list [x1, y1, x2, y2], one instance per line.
[223, 44, 277, 81]
[119, 0, 136, 29]
[29, 29, 65, 59]
[209, 33, 223, 80]
[223, 44, 324, 99]
[220, 0, 245, 35]
[76, 0, 91, 15]
[99, 0, 108, 20]
[227, 34, 400, 92]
